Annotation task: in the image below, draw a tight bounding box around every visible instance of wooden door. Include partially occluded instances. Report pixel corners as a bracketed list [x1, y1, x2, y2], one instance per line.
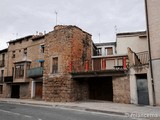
[35, 82, 42, 99]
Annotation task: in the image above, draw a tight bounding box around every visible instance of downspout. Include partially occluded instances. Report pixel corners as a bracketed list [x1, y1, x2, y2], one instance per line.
[144, 0, 156, 106]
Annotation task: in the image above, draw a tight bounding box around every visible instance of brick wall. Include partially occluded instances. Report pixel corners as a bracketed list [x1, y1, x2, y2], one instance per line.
[43, 25, 92, 102]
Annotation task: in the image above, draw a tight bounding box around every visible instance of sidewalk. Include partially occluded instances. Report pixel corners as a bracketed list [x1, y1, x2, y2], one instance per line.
[0, 98, 160, 120]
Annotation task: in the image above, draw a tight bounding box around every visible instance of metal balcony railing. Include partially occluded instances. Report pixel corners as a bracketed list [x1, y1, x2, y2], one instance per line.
[136, 51, 149, 65]
[70, 55, 128, 73]
[92, 55, 128, 71]
[27, 67, 43, 78]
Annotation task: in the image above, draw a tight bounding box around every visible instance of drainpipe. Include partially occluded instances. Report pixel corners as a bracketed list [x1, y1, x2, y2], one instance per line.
[144, 0, 156, 106]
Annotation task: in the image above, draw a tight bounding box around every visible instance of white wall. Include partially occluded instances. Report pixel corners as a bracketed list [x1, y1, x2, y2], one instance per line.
[116, 35, 148, 54]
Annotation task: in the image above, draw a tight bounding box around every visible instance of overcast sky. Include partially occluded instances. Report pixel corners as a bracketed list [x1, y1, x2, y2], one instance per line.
[0, 0, 146, 50]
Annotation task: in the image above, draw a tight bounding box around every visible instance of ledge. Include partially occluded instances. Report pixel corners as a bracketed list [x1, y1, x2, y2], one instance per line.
[70, 69, 128, 79]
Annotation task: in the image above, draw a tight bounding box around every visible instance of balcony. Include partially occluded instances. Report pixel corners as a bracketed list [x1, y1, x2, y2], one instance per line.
[0, 60, 5, 67]
[136, 51, 149, 65]
[92, 55, 128, 71]
[4, 76, 13, 83]
[127, 48, 149, 67]
[70, 55, 128, 78]
[27, 67, 43, 78]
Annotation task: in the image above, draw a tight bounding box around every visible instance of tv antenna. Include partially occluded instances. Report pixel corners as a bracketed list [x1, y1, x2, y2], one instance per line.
[114, 25, 117, 34]
[98, 33, 101, 43]
[55, 11, 58, 25]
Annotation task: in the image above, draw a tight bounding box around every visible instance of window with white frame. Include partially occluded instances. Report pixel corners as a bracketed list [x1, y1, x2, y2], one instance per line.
[97, 48, 102, 56]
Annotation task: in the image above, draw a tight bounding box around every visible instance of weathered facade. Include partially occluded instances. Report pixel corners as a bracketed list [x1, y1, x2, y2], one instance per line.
[43, 25, 93, 102]
[116, 31, 154, 105]
[4, 34, 45, 99]
[0, 25, 139, 105]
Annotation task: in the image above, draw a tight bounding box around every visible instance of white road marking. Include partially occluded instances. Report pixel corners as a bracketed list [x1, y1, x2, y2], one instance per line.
[0, 109, 43, 120]
[24, 114, 32, 118]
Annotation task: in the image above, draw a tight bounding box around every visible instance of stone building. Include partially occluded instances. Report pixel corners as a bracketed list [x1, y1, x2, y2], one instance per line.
[1, 25, 131, 104]
[4, 34, 45, 99]
[43, 25, 93, 102]
[42, 25, 130, 103]
[145, 0, 160, 106]
[0, 48, 8, 97]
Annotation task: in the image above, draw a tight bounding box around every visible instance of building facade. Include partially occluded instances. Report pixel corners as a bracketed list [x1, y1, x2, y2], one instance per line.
[4, 34, 45, 99]
[0, 49, 8, 97]
[116, 31, 157, 106]
[43, 25, 93, 102]
[1, 25, 153, 105]
[95, 42, 116, 56]
[116, 31, 148, 54]
[145, 0, 160, 106]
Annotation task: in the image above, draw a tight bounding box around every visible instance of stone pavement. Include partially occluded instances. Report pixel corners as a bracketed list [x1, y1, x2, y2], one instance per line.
[0, 98, 160, 120]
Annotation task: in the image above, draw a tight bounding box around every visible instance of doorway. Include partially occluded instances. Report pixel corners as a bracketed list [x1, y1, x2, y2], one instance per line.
[35, 82, 42, 99]
[11, 85, 20, 98]
[89, 77, 113, 101]
[136, 74, 149, 105]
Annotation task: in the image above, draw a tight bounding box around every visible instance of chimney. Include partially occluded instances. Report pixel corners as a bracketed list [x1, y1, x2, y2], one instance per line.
[54, 25, 68, 30]
[39, 32, 43, 36]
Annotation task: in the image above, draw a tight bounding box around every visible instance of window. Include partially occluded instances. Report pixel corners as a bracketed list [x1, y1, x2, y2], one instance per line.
[117, 59, 123, 66]
[12, 51, 15, 58]
[24, 48, 27, 56]
[1, 70, 4, 78]
[26, 63, 31, 70]
[0, 70, 4, 83]
[15, 64, 24, 78]
[2, 54, 5, 61]
[0, 85, 3, 94]
[105, 47, 113, 55]
[40, 62, 44, 67]
[52, 57, 58, 74]
[40, 45, 45, 53]
[97, 48, 102, 56]
[12, 67, 14, 76]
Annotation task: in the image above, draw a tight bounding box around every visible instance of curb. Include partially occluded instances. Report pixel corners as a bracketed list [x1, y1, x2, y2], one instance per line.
[85, 108, 125, 115]
[0, 100, 125, 116]
[54, 104, 125, 116]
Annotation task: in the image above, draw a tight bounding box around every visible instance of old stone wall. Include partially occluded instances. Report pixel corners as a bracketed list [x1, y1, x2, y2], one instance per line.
[43, 25, 92, 102]
[112, 76, 130, 104]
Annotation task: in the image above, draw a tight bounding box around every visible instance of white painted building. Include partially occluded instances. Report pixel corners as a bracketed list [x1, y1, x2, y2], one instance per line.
[116, 31, 154, 106]
[95, 42, 116, 56]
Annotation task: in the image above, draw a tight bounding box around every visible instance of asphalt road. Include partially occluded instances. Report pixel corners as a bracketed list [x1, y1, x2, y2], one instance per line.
[0, 102, 135, 120]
